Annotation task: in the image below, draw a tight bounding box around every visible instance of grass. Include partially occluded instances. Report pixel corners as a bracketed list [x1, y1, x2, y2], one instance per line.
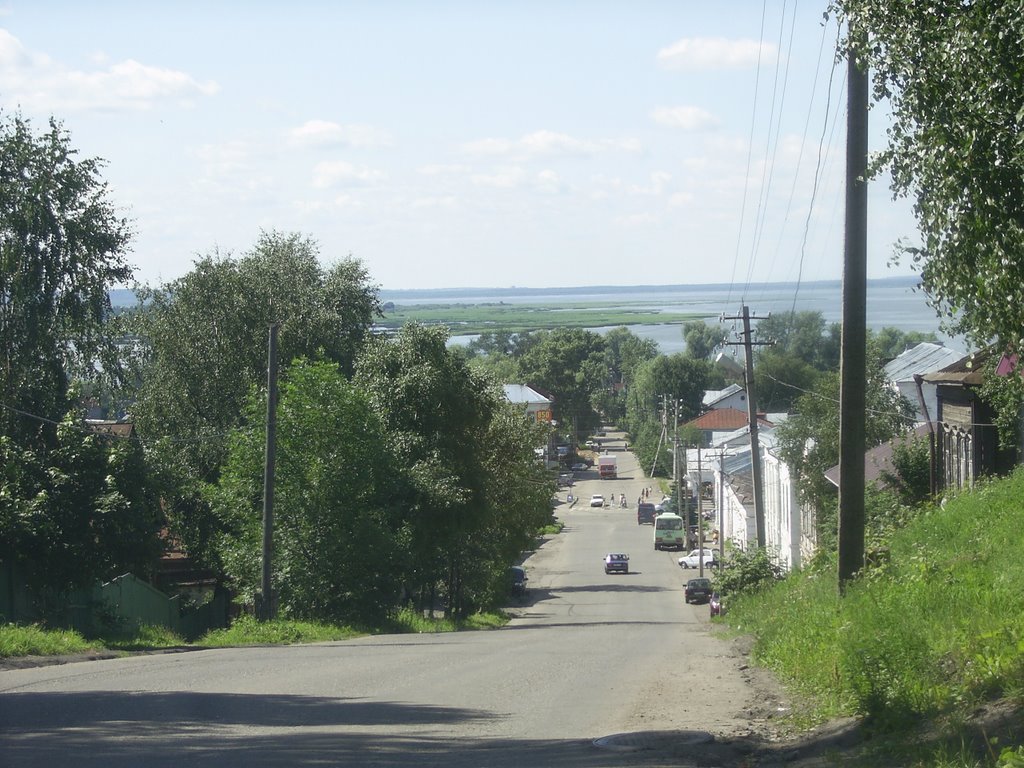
[723, 468, 1024, 765]
[0, 623, 95, 657]
[197, 615, 362, 647]
[377, 301, 710, 334]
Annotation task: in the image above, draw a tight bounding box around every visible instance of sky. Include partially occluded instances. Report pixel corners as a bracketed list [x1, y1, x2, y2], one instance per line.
[0, 1, 920, 291]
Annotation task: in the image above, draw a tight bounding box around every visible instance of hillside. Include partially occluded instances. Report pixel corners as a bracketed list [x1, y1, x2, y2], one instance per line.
[725, 469, 1024, 766]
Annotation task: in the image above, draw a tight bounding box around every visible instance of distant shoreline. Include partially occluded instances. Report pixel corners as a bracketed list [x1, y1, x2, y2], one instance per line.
[378, 274, 920, 301]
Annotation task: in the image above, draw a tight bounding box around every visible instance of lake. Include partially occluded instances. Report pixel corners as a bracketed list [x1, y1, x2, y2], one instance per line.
[380, 276, 966, 356]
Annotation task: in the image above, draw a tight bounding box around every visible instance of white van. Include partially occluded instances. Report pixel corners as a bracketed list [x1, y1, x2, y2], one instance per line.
[653, 513, 685, 550]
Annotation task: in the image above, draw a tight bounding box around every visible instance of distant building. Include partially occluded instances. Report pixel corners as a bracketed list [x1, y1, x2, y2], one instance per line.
[882, 342, 963, 424]
[502, 384, 553, 423]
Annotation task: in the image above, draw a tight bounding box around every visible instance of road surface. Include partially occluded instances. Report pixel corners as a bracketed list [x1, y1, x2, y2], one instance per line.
[0, 431, 793, 767]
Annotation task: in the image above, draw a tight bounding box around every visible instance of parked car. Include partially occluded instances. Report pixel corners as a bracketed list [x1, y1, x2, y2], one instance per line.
[678, 548, 717, 569]
[510, 566, 528, 597]
[590, 494, 605, 507]
[604, 553, 629, 574]
[571, 462, 588, 472]
[684, 577, 713, 604]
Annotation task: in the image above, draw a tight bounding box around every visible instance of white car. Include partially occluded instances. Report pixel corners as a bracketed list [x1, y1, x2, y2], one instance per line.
[590, 494, 605, 507]
[678, 548, 717, 569]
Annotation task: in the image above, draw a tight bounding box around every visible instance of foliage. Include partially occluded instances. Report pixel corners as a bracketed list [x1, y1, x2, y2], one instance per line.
[682, 320, 727, 360]
[99, 623, 185, 650]
[126, 231, 380, 567]
[979, 357, 1024, 452]
[754, 349, 822, 411]
[198, 614, 361, 646]
[754, 310, 841, 372]
[880, 434, 932, 508]
[0, 622, 93, 658]
[872, 326, 939, 362]
[727, 469, 1024, 737]
[775, 364, 915, 549]
[0, 413, 163, 595]
[207, 359, 406, 623]
[714, 547, 785, 597]
[515, 327, 608, 437]
[836, 2, 1024, 358]
[0, 113, 133, 449]
[386, 607, 508, 634]
[356, 324, 552, 619]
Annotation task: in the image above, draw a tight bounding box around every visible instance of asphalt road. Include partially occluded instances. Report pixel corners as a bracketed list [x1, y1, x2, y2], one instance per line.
[0, 431, 786, 767]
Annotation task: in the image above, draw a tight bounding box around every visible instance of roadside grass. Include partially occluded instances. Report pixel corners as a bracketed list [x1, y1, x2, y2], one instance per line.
[197, 615, 362, 647]
[725, 468, 1024, 765]
[386, 607, 509, 634]
[0, 623, 95, 657]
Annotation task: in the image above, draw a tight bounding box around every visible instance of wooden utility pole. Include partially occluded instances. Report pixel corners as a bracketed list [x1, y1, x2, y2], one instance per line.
[260, 323, 280, 620]
[838, 41, 869, 594]
[723, 307, 771, 548]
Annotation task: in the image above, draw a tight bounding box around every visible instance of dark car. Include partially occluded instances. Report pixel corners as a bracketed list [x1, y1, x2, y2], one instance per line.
[684, 577, 713, 604]
[637, 502, 657, 525]
[604, 553, 629, 574]
[510, 566, 528, 597]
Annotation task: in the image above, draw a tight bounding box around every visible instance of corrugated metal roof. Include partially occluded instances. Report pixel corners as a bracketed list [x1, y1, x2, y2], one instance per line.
[883, 342, 964, 384]
[503, 384, 552, 404]
[702, 383, 744, 407]
[921, 348, 992, 386]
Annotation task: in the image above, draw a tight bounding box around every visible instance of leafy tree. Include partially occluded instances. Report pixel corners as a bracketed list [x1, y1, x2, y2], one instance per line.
[0, 413, 162, 596]
[603, 327, 659, 386]
[126, 231, 380, 565]
[625, 354, 713, 476]
[0, 113, 132, 448]
[775, 364, 915, 550]
[871, 327, 938, 362]
[754, 350, 822, 412]
[600, 327, 659, 424]
[682, 320, 727, 360]
[516, 328, 608, 439]
[355, 324, 546, 617]
[837, 1, 1024, 356]
[208, 359, 406, 622]
[755, 310, 840, 371]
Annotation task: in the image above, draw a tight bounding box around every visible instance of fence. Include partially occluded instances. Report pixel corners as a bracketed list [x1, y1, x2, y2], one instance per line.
[0, 563, 228, 641]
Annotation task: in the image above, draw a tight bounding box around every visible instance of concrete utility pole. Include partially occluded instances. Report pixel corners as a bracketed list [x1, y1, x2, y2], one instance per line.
[260, 323, 280, 621]
[696, 444, 705, 577]
[723, 306, 771, 548]
[838, 39, 869, 595]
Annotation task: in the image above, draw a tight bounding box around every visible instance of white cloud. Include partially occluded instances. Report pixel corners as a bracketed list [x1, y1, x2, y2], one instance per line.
[614, 212, 659, 227]
[0, 28, 218, 111]
[470, 166, 525, 188]
[288, 120, 391, 148]
[657, 37, 776, 71]
[628, 171, 672, 197]
[412, 195, 460, 209]
[462, 130, 640, 159]
[534, 169, 562, 194]
[417, 163, 470, 176]
[312, 160, 385, 188]
[651, 105, 720, 131]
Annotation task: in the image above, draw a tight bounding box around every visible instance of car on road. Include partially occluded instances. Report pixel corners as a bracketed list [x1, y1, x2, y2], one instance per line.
[571, 462, 588, 472]
[510, 566, 528, 597]
[684, 578, 713, 604]
[590, 494, 605, 507]
[604, 553, 629, 574]
[637, 502, 657, 525]
[678, 548, 717, 569]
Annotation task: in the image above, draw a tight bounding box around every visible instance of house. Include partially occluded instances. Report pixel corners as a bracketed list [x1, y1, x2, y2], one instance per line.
[882, 342, 963, 424]
[921, 350, 1017, 492]
[683, 407, 773, 449]
[695, 424, 806, 571]
[702, 383, 747, 412]
[502, 384, 553, 423]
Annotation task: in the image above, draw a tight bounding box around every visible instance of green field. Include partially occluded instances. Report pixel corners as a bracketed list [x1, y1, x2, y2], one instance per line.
[376, 301, 713, 335]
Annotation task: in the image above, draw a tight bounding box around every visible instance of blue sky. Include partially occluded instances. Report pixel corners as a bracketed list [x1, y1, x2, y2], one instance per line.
[0, 1, 918, 290]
